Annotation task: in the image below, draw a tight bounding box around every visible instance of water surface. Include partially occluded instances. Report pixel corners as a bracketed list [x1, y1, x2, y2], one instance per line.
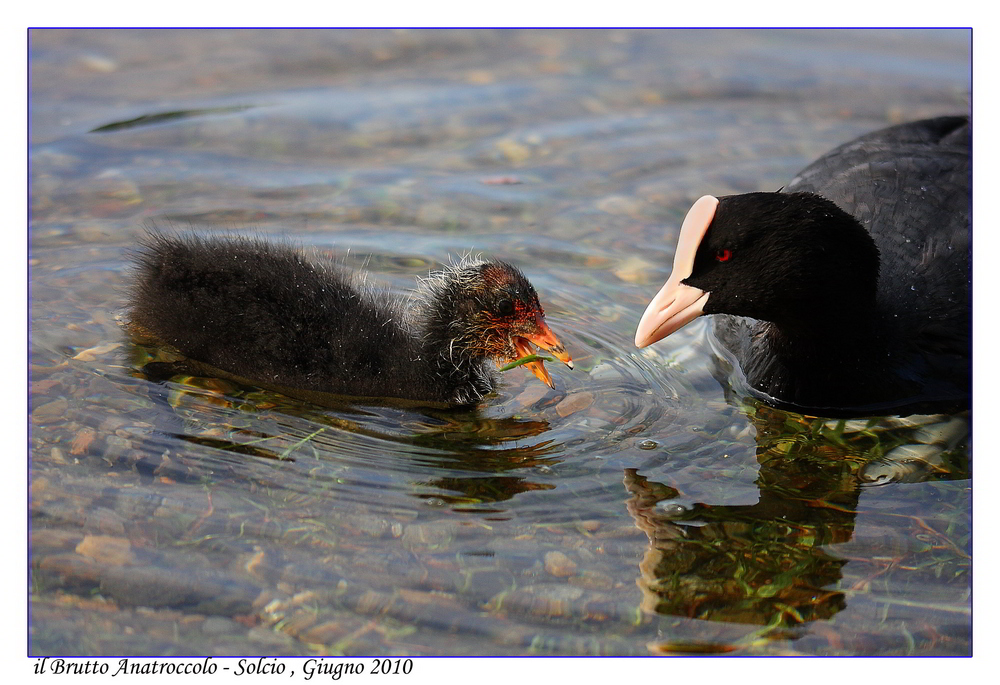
[29, 28, 971, 656]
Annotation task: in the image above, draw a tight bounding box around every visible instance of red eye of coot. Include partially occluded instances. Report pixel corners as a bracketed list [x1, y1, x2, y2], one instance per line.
[716, 248, 732, 262]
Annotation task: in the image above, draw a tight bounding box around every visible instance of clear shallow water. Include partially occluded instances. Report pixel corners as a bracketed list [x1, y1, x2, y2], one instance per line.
[29, 29, 970, 656]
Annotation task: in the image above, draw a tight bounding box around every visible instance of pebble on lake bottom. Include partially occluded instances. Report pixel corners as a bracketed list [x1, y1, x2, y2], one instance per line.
[544, 551, 578, 578]
[555, 392, 594, 418]
[75, 535, 135, 566]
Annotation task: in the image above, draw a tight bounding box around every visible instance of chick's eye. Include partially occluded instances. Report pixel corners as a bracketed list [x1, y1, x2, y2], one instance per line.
[496, 299, 515, 316]
[715, 248, 732, 263]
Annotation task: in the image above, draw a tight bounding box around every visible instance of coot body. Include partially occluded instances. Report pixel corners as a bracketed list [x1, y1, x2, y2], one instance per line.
[128, 234, 572, 405]
[635, 116, 970, 415]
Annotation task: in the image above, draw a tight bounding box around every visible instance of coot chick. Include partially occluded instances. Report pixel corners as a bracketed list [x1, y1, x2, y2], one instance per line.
[128, 233, 573, 405]
[635, 116, 970, 415]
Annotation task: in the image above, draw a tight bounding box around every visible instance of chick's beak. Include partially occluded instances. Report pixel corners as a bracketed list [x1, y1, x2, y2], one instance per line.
[514, 313, 574, 389]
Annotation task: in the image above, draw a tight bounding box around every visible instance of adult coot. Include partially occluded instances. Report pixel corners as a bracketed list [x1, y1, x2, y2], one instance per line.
[635, 116, 970, 415]
[128, 233, 573, 405]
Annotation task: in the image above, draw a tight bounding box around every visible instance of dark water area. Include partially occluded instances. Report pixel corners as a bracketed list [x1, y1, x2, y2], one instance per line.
[28, 29, 971, 656]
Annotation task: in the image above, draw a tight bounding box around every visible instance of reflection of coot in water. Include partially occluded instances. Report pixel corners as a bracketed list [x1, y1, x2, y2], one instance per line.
[624, 401, 971, 636]
[128, 234, 572, 405]
[636, 117, 970, 416]
[624, 467, 850, 632]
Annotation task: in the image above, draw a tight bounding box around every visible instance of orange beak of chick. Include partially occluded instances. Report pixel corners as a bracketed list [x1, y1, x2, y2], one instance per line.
[511, 313, 574, 388]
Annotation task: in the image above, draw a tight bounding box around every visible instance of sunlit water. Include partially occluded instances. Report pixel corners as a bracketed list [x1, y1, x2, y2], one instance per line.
[29, 29, 971, 656]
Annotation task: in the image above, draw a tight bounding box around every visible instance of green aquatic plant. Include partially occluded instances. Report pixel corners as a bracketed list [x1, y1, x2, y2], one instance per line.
[499, 354, 553, 372]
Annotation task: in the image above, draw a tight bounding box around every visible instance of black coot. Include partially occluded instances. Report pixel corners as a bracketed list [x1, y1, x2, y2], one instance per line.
[128, 233, 573, 405]
[635, 116, 970, 415]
